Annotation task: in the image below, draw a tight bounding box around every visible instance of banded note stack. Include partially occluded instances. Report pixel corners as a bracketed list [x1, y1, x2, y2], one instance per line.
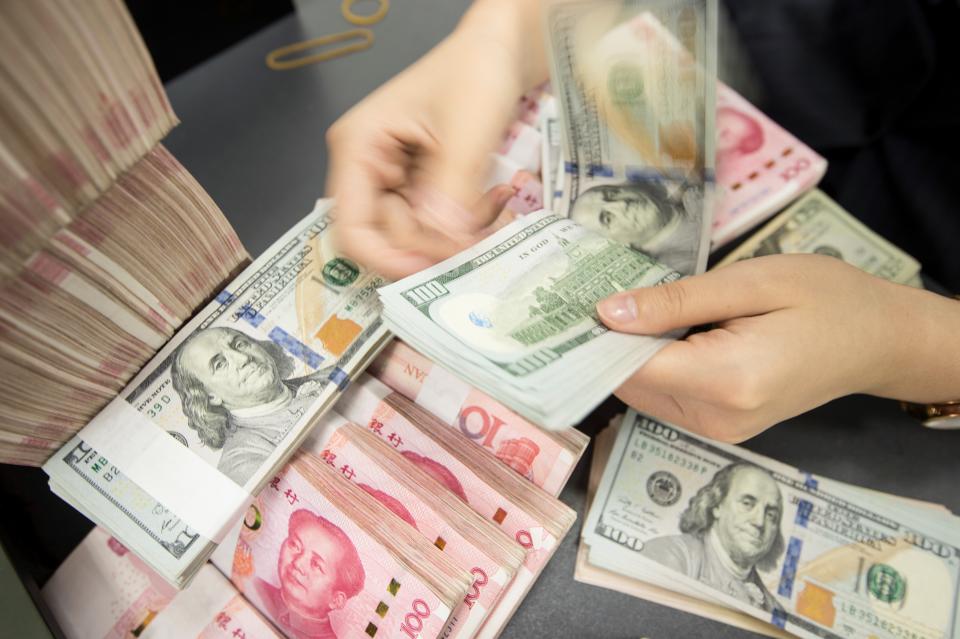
[578, 411, 960, 639]
[44, 352, 587, 638]
[0, 0, 249, 466]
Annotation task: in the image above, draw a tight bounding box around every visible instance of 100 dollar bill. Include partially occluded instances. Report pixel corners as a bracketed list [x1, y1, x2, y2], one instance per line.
[378, 210, 680, 429]
[44, 200, 390, 585]
[547, 0, 717, 276]
[716, 189, 921, 284]
[584, 410, 960, 639]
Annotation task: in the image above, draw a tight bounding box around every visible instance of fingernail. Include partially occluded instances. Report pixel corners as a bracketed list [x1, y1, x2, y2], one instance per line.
[598, 294, 638, 323]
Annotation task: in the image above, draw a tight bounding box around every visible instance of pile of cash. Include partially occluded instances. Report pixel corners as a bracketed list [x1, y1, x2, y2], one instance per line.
[0, 0, 249, 466]
[378, 210, 682, 430]
[0, 0, 179, 269]
[44, 527, 281, 639]
[388, 0, 924, 436]
[15, 0, 941, 637]
[579, 411, 960, 638]
[368, 339, 589, 496]
[43, 201, 392, 585]
[43, 344, 585, 638]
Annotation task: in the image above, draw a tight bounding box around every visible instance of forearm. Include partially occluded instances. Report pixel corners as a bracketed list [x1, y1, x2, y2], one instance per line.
[457, 0, 549, 90]
[868, 284, 960, 403]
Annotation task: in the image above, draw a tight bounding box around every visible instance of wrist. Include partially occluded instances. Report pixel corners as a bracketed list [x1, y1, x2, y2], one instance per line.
[863, 284, 960, 403]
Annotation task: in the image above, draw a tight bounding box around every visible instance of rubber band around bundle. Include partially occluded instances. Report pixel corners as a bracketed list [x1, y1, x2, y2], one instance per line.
[266, 29, 374, 70]
[341, 0, 390, 26]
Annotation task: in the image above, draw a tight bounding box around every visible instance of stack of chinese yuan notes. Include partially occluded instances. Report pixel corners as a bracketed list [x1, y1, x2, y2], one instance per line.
[44, 527, 282, 639]
[45, 342, 587, 639]
[0, 0, 249, 466]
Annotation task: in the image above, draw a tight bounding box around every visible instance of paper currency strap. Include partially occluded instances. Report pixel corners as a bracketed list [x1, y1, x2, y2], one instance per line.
[563, 161, 716, 184]
[78, 399, 250, 543]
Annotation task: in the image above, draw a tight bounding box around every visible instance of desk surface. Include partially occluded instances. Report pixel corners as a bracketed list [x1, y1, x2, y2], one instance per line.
[141, 5, 960, 638]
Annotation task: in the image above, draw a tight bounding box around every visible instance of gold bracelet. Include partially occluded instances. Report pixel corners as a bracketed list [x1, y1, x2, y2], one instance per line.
[900, 400, 960, 429]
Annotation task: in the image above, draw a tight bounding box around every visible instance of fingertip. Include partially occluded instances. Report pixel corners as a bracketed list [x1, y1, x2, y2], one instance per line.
[597, 293, 639, 328]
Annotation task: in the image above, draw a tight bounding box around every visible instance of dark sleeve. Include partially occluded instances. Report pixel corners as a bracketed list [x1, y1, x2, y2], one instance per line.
[723, 0, 960, 290]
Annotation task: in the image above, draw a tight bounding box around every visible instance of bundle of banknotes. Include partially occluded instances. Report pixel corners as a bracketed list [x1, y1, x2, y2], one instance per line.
[0, 0, 249, 466]
[0, 0, 179, 272]
[378, 209, 683, 430]
[44, 527, 282, 639]
[43, 201, 392, 586]
[42, 331, 587, 638]
[578, 410, 960, 639]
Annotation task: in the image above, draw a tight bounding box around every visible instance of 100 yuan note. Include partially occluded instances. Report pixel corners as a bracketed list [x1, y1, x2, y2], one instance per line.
[228, 458, 463, 639]
[547, 0, 717, 276]
[44, 200, 389, 584]
[716, 189, 921, 284]
[585, 409, 960, 639]
[368, 340, 587, 496]
[710, 84, 827, 248]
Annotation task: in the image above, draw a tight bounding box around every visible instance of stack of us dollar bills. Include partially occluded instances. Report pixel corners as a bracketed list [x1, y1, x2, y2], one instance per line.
[43, 201, 393, 586]
[579, 410, 960, 639]
[378, 210, 682, 430]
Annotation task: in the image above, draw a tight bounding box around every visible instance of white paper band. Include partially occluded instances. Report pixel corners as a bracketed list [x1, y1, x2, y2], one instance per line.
[139, 565, 235, 639]
[82, 400, 251, 543]
[416, 366, 471, 426]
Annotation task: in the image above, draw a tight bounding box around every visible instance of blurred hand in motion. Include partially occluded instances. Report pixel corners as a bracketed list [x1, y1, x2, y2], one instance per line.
[597, 255, 960, 442]
[326, 1, 547, 280]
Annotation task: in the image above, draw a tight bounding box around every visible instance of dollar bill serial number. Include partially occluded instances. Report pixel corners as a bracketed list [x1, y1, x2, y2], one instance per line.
[837, 600, 934, 639]
[632, 440, 710, 475]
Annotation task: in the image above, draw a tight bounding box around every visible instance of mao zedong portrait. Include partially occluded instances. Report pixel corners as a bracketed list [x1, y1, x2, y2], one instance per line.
[255, 509, 365, 639]
[641, 462, 786, 612]
[716, 105, 764, 182]
[171, 326, 332, 485]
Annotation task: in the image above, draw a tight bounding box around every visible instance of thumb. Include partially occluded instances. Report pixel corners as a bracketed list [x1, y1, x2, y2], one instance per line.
[596, 260, 789, 334]
[415, 104, 514, 235]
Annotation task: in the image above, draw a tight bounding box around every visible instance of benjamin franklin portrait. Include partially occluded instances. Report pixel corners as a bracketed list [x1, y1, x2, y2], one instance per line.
[170, 326, 333, 485]
[641, 462, 786, 612]
[569, 181, 700, 275]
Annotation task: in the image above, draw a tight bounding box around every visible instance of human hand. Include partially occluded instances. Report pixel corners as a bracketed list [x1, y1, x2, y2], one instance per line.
[596, 254, 960, 442]
[326, 2, 546, 280]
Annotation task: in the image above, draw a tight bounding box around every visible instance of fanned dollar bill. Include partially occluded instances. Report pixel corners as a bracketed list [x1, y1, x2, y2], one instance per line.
[583, 409, 960, 639]
[716, 189, 922, 284]
[43, 200, 391, 586]
[378, 210, 681, 430]
[547, 0, 717, 276]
